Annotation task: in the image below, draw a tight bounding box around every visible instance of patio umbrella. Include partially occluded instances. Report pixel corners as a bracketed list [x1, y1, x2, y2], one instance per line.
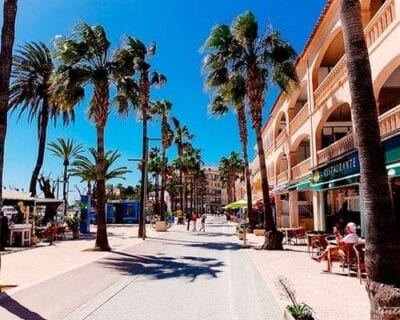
[226, 199, 248, 209]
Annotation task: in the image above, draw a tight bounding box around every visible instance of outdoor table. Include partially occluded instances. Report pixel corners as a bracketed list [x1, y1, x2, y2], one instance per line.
[9, 223, 32, 247]
[278, 227, 304, 244]
[306, 231, 333, 254]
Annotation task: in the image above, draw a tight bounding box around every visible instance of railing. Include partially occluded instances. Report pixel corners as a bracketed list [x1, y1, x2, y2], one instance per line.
[365, 0, 396, 47]
[379, 104, 400, 136]
[291, 158, 311, 179]
[289, 104, 309, 135]
[276, 170, 288, 185]
[275, 129, 287, 148]
[317, 133, 355, 164]
[314, 56, 348, 107]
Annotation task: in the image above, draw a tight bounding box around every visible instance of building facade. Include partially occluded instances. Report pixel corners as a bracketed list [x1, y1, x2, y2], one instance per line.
[203, 166, 228, 213]
[251, 0, 400, 234]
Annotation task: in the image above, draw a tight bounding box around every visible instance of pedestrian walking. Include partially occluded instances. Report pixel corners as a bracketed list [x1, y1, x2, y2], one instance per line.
[199, 213, 206, 232]
[186, 212, 191, 231]
[192, 213, 197, 232]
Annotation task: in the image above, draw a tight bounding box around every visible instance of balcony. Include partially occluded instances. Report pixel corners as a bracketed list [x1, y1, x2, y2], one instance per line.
[275, 129, 287, 149]
[365, 0, 396, 47]
[317, 133, 355, 164]
[276, 170, 288, 185]
[291, 158, 311, 179]
[379, 104, 400, 136]
[289, 104, 309, 135]
[314, 0, 396, 108]
[314, 56, 347, 108]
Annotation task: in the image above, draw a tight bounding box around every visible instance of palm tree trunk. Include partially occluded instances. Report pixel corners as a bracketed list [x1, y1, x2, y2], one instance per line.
[160, 149, 166, 221]
[138, 70, 150, 238]
[29, 100, 49, 196]
[0, 0, 17, 204]
[62, 163, 68, 216]
[93, 81, 110, 251]
[236, 106, 254, 228]
[340, 0, 400, 315]
[94, 123, 110, 250]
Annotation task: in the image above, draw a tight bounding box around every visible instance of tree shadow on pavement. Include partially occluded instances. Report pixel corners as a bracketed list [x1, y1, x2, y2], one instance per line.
[183, 241, 241, 251]
[98, 251, 224, 282]
[0, 293, 46, 320]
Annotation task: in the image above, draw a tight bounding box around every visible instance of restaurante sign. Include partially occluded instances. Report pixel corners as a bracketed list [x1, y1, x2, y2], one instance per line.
[312, 152, 359, 183]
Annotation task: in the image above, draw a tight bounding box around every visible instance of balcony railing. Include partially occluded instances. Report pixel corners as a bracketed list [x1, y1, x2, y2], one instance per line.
[317, 133, 355, 164]
[291, 158, 311, 179]
[275, 129, 287, 149]
[314, 56, 347, 107]
[365, 0, 396, 47]
[379, 104, 400, 136]
[314, 0, 396, 108]
[276, 170, 288, 185]
[289, 104, 309, 135]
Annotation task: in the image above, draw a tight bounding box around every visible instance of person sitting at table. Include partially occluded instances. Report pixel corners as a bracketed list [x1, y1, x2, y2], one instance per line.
[312, 222, 359, 272]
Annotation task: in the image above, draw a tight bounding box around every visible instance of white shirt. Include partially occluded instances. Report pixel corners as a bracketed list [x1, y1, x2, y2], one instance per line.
[343, 233, 359, 244]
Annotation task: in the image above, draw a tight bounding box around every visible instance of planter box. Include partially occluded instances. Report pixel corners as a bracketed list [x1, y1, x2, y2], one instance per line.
[238, 233, 244, 240]
[155, 221, 167, 232]
[283, 309, 318, 320]
[254, 229, 265, 236]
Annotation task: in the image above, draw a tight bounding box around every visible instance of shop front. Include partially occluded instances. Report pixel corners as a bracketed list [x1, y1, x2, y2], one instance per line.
[311, 134, 400, 235]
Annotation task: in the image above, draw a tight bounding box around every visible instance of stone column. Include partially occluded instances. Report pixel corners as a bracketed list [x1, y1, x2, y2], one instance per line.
[312, 190, 326, 231]
[289, 191, 299, 227]
[275, 194, 282, 228]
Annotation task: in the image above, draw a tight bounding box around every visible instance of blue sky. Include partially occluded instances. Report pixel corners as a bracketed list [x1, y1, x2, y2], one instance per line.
[3, 0, 325, 200]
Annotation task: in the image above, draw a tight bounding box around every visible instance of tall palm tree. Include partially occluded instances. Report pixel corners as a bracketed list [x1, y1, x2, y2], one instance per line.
[0, 0, 18, 205]
[9, 42, 74, 197]
[48, 138, 84, 214]
[115, 37, 166, 237]
[70, 148, 131, 198]
[151, 99, 173, 221]
[218, 151, 243, 204]
[147, 146, 162, 215]
[172, 117, 194, 213]
[207, 74, 255, 227]
[203, 11, 298, 249]
[339, 0, 400, 315]
[52, 22, 124, 251]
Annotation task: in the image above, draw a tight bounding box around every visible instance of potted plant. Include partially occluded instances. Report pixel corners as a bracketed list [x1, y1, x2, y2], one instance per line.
[236, 224, 244, 240]
[64, 214, 80, 239]
[276, 277, 317, 320]
[253, 224, 265, 236]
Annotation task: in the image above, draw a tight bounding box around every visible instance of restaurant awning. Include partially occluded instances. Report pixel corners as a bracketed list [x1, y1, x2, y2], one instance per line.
[271, 183, 289, 194]
[311, 173, 360, 191]
[288, 178, 311, 192]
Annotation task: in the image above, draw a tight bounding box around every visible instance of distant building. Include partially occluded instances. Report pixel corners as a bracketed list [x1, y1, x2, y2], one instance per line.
[202, 166, 227, 214]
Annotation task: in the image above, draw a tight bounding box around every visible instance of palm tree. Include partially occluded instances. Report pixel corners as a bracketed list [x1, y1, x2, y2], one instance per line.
[115, 37, 166, 237]
[339, 0, 400, 315]
[9, 42, 74, 197]
[52, 22, 125, 251]
[151, 99, 173, 221]
[48, 137, 84, 214]
[172, 117, 194, 213]
[0, 0, 18, 205]
[147, 146, 162, 215]
[207, 74, 255, 227]
[70, 148, 131, 197]
[203, 11, 298, 249]
[218, 151, 243, 204]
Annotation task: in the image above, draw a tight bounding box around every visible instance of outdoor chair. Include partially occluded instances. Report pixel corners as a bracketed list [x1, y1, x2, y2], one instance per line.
[56, 226, 66, 240]
[353, 243, 366, 283]
[338, 243, 358, 276]
[309, 235, 329, 256]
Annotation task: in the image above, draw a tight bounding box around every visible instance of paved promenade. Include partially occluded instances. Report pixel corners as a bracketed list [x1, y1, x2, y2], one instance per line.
[0, 217, 369, 319]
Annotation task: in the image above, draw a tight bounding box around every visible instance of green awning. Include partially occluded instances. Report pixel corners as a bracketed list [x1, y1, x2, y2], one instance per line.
[311, 174, 360, 191]
[288, 179, 311, 192]
[387, 162, 400, 178]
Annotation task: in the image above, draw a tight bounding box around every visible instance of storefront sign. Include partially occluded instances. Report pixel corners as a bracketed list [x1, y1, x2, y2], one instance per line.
[313, 152, 359, 183]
